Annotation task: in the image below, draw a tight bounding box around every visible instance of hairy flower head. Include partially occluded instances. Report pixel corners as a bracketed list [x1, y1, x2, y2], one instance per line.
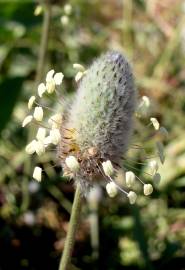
[59, 51, 136, 189]
[23, 51, 167, 203]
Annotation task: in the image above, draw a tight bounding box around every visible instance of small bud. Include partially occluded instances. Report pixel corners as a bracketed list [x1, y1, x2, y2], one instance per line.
[38, 83, 46, 97]
[149, 160, 158, 175]
[35, 141, 45, 156]
[65, 156, 80, 173]
[33, 106, 43, 121]
[54, 72, 64, 86]
[64, 4, 72, 15]
[49, 129, 61, 145]
[25, 140, 37, 154]
[102, 160, 114, 177]
[73, 63, 85, 72]
[60, 15, 69, 26]
[48, 114, 62, 129]
[75, 71, 84, 82]
[125, 171, 135, 187]
[106, 182, 118, 198]
[46, 69, 55, 82]
[127, 191, 137, 204]
[144, 184, 153, 196]
[46, 79, 55, 94]
[33, 166, 42, 182]
[150, 117, 160, 130]
[28, 96, 36, 110]
[36, 128, 46, 141]
[22, 115, 33, 127]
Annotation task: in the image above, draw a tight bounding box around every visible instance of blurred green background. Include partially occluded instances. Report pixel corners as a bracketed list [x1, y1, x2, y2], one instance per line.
[0, 0, 185, 269]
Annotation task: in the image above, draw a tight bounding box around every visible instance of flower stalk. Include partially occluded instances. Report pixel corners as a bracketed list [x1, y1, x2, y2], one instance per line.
[59, 183, 82, 270]
[35, 0, 52, 85]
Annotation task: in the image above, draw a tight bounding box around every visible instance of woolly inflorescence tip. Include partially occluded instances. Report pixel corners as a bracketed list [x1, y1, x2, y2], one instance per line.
[59, 51, 136, 190]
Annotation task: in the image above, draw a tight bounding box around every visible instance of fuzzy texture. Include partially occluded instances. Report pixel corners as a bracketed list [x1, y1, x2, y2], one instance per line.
[59, 51, 136, 187]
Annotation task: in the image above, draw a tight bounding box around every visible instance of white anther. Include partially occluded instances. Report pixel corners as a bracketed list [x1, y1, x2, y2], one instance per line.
[65, 156, 80, 173]
[102, 160, 114, 177]
[33, 106, 43, 121]
[22, 115, 33, 127]
[125, 171, 135, 187]
[106, 182, 118, 198]
[33, 166, 42, 182]
[144, 184, 153, 196]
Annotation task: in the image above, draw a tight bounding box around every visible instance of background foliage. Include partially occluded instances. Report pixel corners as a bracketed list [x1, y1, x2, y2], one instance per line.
[0, 0, 185, 269]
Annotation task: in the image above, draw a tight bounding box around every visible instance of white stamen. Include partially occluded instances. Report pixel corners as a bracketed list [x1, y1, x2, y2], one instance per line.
[46, 69, 55, 82]
[36, 128, 46, 141]
[54, 72, 64, 85]
[25, 140, 37, 154]
[28, 96, 36, 110]
[33, 166, 42, 182]
[125, 171, 135, 187]
[106, 182, 118, 198]
[48, 114, 62, 129]
[137, 96, 150, 116]
[127, 191, 137, 204]
[60, 15, 69, 26]
[150, 117, 160, 130]
[46, 79, 55, 94]
[102, 160, 114, 177]
[38, 83, 46, 97]
[64, 4, 72, 15]
[75, 71, 84, 82]
[34, 5, 43, 16]
[142, 96, 150, 108]
[22, 115, 33, 127]
[35, 141, 45, 156]
[65, 156, 80, 173]
[49, 129, 61, 145]
[144, 184, 153, 196]
[149, 160, 158, 175]
[73, 63, 85, 72]
[33, 106, 43, 122]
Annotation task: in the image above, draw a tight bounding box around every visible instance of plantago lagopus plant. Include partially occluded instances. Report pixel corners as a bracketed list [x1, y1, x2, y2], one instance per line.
[23, 50, 168, 201]
[22, 51, 168, 269]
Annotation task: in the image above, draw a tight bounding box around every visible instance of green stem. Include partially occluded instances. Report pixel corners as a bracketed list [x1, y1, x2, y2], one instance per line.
[35, 1, 51, 85]
[59, 183, 82, 270]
